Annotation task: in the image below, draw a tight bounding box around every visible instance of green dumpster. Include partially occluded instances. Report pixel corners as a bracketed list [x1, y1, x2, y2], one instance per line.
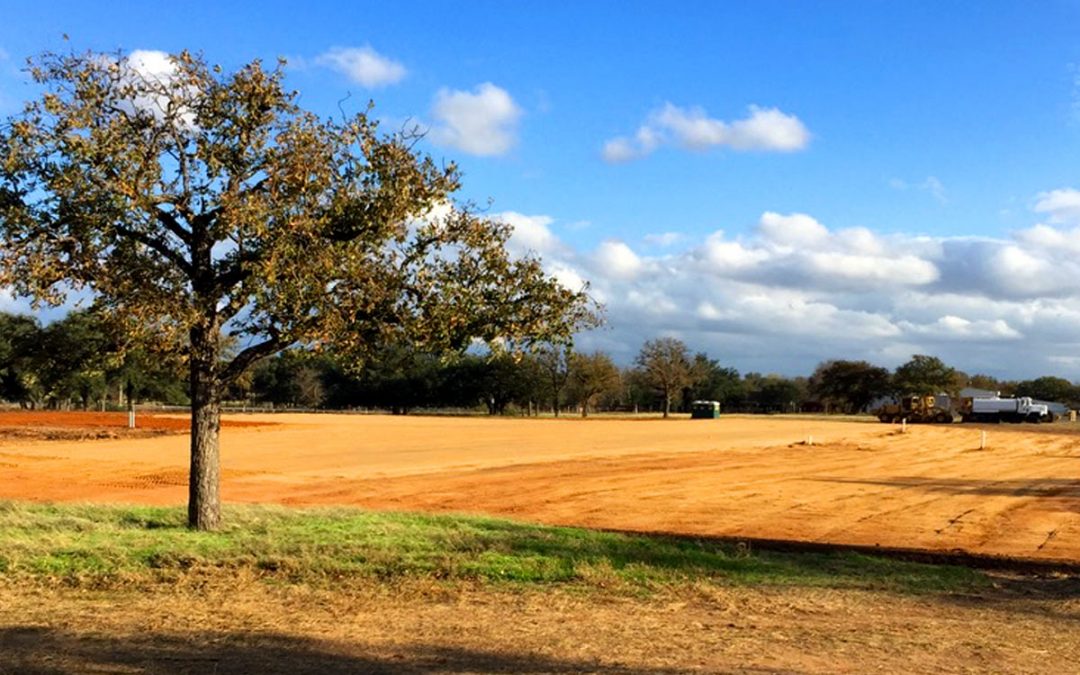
[691, 400, 721, 419]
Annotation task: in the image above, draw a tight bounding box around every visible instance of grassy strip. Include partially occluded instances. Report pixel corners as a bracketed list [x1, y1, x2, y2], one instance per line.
[0, 502, 987, 593]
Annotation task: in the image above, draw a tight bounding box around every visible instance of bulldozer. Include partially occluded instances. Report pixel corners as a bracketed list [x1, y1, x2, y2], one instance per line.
[874, 395, 954, 424]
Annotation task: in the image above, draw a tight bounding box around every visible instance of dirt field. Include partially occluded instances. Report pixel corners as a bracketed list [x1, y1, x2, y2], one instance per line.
[1, 412, 1078, 563]
[0, 410, 275, 442]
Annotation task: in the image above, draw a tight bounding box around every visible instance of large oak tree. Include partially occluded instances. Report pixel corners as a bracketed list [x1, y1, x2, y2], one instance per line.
[0, 49, 594, 529]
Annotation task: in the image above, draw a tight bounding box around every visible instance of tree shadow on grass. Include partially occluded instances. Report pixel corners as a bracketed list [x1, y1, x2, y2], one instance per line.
[427, 517, 988, 593]
[0, 626, 713, 675]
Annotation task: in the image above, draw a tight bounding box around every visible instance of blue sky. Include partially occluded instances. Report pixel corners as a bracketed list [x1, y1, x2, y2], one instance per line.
[3, 2, 1080, 379]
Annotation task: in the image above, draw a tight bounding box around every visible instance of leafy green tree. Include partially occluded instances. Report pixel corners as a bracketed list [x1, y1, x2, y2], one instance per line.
[750, 375, 805, 413]
[1014, 376, 1078, 406]
[568, 351, 621, 417]
[635, 337, 694, 418]
[965, 373, 1003, 394]
[109, 347, 188, 407]
[892, 355, 958, 396]
[535, 343, 572, 416]
[808, 360, 891, 413]
[0, 313, 42, 406]
[346, 345, 446, 414]
[251, 351, 332, 408]
[684, 353, 743, 410]
[0, 49, 594, 529]
[36, 310, 111, 409]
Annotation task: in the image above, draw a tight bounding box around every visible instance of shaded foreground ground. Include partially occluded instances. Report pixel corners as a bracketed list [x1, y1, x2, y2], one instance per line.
[2, 412, 1080, 561]
[3, 578, 1079, 674]
[1, 504, 1078, 674]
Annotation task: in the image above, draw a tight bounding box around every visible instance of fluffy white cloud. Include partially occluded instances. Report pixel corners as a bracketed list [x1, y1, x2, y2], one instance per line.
[594, 240, 643, 279]
[757, 211, 829, 248]
[429, 83, 522, 156]
[495, 211, 559, 255]
[316, 46, 406, 87]
[898, 316, 1021, 341]
[493, 193, 1080, 378]
[1015, 223, 1080, 256]
[699, 234, 769, 270]
[1034, 188, 1080, 224]
[112, 50, 197, 128]
[603, 103, 810, 162]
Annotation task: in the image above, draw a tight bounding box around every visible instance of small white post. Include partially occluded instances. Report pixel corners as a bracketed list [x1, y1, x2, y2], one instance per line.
[901, 419, 907, 433]
[128, 409, 135, 429]
[807, 434, 813, 446]
[980, 431, 986, 450]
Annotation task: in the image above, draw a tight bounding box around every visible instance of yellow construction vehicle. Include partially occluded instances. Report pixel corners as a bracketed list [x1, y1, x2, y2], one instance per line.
[874, 395, 954, 424]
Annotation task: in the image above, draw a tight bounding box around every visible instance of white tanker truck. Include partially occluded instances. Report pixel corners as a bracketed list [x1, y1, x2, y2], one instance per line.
[958, 396, 1051, 424]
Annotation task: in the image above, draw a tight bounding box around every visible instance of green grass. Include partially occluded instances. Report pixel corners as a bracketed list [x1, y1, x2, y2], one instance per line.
[0, 502, 987, 594]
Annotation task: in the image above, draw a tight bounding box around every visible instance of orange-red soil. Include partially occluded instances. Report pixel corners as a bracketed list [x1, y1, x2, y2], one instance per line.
[0, 410, 272, 432]
[2, 413, 1079, 563]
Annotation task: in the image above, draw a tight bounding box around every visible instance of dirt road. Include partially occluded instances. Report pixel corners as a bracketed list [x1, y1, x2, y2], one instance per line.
[2, 413, 1079, 562]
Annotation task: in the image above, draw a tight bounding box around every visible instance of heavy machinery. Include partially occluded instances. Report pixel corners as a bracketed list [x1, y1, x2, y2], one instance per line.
[958, 396, 1050, 424]
[874, 395, 954, 424]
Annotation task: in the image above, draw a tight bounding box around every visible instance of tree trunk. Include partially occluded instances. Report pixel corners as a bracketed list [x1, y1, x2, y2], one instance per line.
[581, 399, 588, 418]
[553, 395, 559, 417]
[663, 389, 671, 418]
[188, 329, 221, 531]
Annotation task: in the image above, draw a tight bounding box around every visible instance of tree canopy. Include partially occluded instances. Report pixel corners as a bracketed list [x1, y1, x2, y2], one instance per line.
[0, 49, 595, 529]
[892, 355, 959, 396]
[635, 337, 694, 418]
[809, 360, 891, 413]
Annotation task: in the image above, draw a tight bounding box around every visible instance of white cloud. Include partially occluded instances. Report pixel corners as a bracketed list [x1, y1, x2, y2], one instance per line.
[111, 50, 197, 129]
[601, 137, 638, 163]
[898, 316, 1021, 341]
[699, 234, 769, 270]
[602, 103, 810, 162]
[429, 83, 522, 156]
[643, 232, 683, 247]
[496, 211, 559, 255]
[804, 251, 938, 285]
[725, 105, 812, 151]
[889, 176, 947, 204]
[495, 194, 1080, 378]
[757, 212, 829, 248]
[1015, 223, 1080, 256]
[594, 240, 643, 280]
[1034, 188, 1080, 224]
[126, 49, 174, 81]
[316, 46, 406, 87]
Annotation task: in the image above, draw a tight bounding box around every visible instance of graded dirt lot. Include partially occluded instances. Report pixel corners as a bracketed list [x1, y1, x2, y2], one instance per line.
[1, 412, 1079, 563]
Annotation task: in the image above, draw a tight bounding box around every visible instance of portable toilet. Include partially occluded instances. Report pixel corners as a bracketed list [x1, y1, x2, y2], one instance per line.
[691, 400, 721, 419]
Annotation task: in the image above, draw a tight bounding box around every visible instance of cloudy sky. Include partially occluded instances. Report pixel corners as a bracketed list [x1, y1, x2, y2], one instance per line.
[2, 1, 1080, 379]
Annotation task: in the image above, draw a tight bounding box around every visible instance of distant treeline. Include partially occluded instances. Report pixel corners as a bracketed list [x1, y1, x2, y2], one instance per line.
[3, 310, 1079, 415]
